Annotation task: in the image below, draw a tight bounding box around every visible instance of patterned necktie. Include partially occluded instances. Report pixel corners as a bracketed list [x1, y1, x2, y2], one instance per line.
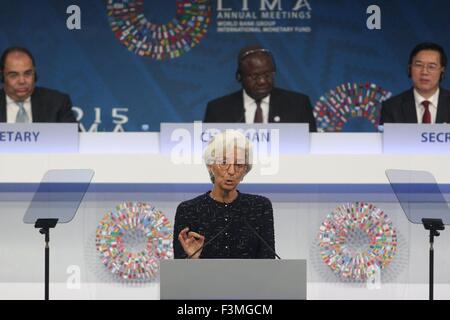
[253, 100, 263, 123]
[422, 100, 431, 124]
[16, 101, 29, 123]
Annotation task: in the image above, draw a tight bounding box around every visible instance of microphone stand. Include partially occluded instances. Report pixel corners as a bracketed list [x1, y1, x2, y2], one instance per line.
[422, 218, 444, 300]
[35, 218, 58, 300]
[185, 202, 280, 260]
[242, 217, 281, 259]
[187, 223, 232, 259]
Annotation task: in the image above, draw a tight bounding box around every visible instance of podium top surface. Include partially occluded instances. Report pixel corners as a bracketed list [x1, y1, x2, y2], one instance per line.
[160, 259, 306, 300]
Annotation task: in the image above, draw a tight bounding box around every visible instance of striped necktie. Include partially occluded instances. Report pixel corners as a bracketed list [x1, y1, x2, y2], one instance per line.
[422, 100, 431, 124]
[253, 99, 263, 123]
[16, 101, 29, 123]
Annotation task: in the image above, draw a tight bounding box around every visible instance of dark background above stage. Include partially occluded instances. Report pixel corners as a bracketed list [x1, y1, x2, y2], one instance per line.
[0, 0, 449, 131]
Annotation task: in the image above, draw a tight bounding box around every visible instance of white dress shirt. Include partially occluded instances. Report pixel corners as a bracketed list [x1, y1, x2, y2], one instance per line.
[6, 95, 33, 123]
[243, 90, 270, 123]
[414, 89, 439, 124]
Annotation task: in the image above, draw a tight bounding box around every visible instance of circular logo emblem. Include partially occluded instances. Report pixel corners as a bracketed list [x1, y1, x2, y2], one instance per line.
[106, 0, 212, 60]
[318, 202, 397, 281]
[314, 82, 391, 132]
[96, 202, 173, 281]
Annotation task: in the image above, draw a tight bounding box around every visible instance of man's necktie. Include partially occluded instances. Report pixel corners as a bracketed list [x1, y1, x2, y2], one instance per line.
[16, 101, 29, 123]
[422, 100, 431, 124]
[253, 100, 263, 123]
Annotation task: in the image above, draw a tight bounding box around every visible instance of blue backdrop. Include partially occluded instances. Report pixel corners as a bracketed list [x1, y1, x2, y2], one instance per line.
[0, 0, 449, 131]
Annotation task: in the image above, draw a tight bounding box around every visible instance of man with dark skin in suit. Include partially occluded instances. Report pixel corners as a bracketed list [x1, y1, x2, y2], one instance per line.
[239, 46, 275, 102]
[204, 45, 317, 131]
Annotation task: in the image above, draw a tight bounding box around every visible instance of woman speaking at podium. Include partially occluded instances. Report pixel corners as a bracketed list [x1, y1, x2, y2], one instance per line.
[173, 130, 276, 259]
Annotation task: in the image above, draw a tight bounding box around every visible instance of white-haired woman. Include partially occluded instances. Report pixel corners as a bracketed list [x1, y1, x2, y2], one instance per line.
[173, 130, 276, 259]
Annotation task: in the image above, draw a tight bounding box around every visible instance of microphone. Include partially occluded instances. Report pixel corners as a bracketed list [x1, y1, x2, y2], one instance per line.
[186, 220, 233, 259]
[241, 216, 281, 259]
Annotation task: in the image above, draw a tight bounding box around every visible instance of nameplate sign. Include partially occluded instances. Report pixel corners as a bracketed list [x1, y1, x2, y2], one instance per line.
[0, 123, 78, 153]
[160, 122, 309, 156]
[383, 123, 450, 154]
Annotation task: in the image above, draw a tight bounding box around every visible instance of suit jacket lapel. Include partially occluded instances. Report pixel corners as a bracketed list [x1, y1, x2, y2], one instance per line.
[31, 89, 41, 123]
[234, 91, 245, 122]
[0, 90, 6, 122]
[436, 88, 450, 123]
[268, 88, 280, 123]
[402, 89, 417, 123]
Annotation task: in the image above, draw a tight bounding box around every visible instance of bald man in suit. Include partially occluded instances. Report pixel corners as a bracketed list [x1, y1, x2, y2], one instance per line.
[0, 46, 76, 123]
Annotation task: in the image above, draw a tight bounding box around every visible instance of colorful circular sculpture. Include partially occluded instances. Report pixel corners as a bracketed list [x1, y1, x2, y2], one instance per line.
[314, 82, 391, 132]
[318, 202, 397, 281]
[106, 0, 212, 60]
[96, 202, 173, 280]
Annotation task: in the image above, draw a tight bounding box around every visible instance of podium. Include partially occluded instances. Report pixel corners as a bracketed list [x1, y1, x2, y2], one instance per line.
[160, 259, 306, 300]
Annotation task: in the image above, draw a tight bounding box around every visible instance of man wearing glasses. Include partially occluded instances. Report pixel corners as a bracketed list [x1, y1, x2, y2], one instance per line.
[0, 46, 76, 123]
[380, 42, 450, 124]
[203, 44, 317, 132]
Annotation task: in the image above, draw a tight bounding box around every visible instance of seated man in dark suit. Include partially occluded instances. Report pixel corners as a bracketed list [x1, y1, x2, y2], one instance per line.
[380, 42, 450, 124]
[203, 44, 317, 132]
[0, 46, 77, 123]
